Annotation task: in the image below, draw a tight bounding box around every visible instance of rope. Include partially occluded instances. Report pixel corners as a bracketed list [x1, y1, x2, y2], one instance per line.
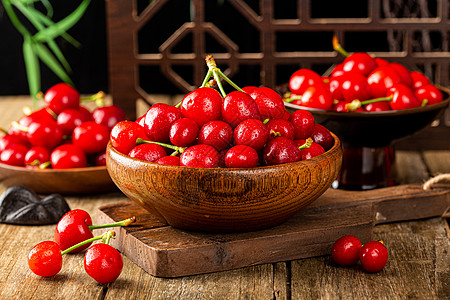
[423, 174, 450, 190]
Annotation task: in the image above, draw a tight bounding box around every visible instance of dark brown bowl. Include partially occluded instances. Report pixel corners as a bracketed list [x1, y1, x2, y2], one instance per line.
[284, 86, 450, 147]
[106, 132, 343, 233]
[0, 163, 117, 195]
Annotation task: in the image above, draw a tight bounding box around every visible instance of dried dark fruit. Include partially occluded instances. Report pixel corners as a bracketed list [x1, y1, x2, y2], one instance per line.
[0, 186, 70, 225]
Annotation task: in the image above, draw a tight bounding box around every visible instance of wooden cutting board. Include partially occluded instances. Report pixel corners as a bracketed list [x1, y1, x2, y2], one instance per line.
[96, 183, 449, 278]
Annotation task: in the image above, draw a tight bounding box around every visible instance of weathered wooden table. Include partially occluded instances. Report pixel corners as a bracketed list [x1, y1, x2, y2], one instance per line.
[0, 96, 449, 299]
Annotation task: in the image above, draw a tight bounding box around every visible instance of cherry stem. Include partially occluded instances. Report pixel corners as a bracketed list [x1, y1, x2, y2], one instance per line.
[283, 92, 302, 103]
[345, 96, 393, 112]
[421, 99, 428, 107]
[11, 121, 28, 133]
[136, 138, 187, 154]
[81, 91, 105, 107]
[39, 161, 51, 169]
[332, 36, 350, 57]
[88, 216, 136, 230]
[0, 127, 8, 135]
[298, 138, 313, 150]
[61, 230, 115, 256]
[205, 55, 245, 97]
[200, 69, 213, 88]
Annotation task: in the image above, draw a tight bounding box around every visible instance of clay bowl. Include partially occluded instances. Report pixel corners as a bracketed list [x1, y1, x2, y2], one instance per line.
[0, 163, 117, 195]
[283, 86, 450, 148]
[106, 132, 343, 233]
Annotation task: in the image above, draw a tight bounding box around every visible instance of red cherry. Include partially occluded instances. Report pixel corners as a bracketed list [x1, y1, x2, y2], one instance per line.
[410, 71, 430, 90]
[50, 144, 87, 169]
[0, 144, 28, 166]
[198, 120, 233, 151]
[360, 240, 389, 272]
[262, 137, 301, 166]
[295, 84, 333, 110]
[28, 241, 62, 277]
[84, 243, 123, 284]
[311, 124, 334, 151]
[331, 235, 362, 266]
[233, 119, 269, 151]
[180, 87, 222, 127]
[55, 209, 94, 253]
[0, 134, 24, 152]
[414, 84, 444, 105]
[24, 146, 50, 168]
[289, 109, 315, 139]
[27, 120, 63, 149]
[94, 152, 107, 166]
[367, 66, 402, 98]
[57, 108, 92, 136]
[110, 121, 148, 155]
[339, 72, 372, 102]
[225, 145, 259, 168]
[169, 118, 199, 147]
[331, 63, 345, 77]
[180, 144, 219, 168]
[72, 121, 109, 154]
[128, 143, 167, 162]
[247, 86, 285, 120]
[300, 142, 325, 160]
[327, 76, 345, 101]
[266, 119, 295, 141]
[289, 69, 323, 95]
[92, 105, 126, 132]
[144, 103, 183, 143]
[388, 62, 413, 87]
[341, 52, 377, 77]
[155, 155, 181, 166]
[375, 57, 390, 67]
[44, 83, 80, 114]
[387, 84, 421, 110]
[221, 91, 261, 128]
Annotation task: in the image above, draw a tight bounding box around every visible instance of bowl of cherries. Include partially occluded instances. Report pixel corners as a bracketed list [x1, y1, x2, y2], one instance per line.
[281, 37, 450, 190]
[106, 56, 343, 233]
[0, 83, 125, 195]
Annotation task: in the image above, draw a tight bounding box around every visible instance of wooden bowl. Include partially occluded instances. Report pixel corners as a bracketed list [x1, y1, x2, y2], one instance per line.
[106, 132, 343, 233]
[0, 163, 117, 195]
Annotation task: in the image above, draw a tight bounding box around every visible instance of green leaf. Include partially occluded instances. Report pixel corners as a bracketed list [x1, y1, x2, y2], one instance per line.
[32, 40, 74, 85]
[33, 0, 91, 43]
[23, 36, 40, 101]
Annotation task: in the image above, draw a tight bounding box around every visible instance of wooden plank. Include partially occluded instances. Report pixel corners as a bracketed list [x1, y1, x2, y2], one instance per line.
[96, 201, 374, 278]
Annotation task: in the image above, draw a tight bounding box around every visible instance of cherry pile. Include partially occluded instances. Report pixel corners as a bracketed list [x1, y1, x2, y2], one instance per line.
[111, 56, 334, 168]
[285, 36, 444, 112]
[0, 83, 126, 168]
[28, 209, 135, 284]
[331, 235, 389, 272]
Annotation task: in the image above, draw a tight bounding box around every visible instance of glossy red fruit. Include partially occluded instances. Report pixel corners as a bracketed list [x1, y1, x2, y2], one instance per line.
[289, 69, 324, 95]
[155, 155, 181, 166]
[388, 62, 413, 87]
[387, 84, 421, 110]
[367, 66, 402, 98]
[57, 108, 93, 136]
[342, 52, 377, 76]
[289, 109, 315, 139]
[144, 103, 183, 143]
[72, 121, 109, 154]
[414, 84, 444, 105]
[311, 124, 334, 151]
[410, 71, 430, 90]
[339, 72, 372, 102]
[50, 144, 87, 169]
[328, 76, 344, 101]
[363, 101, 391, 112]
[55, 209, 93, 253]
[25, 146, 50, 168]
[331, 235, 362, 266]
[331, 63, 345, 77]
[360, 240, 389, 272]
[44, 83, 80, 114]
[233, 119, 269, 151]
[300, 142, 325, 160]
[92, 105, 126, 132]
[375, 57, 389, 67]
[0, 134, 23, 152]
[110, 121, 148, 155]
[169, 118, 199, 147]
[266, 119, 295, 141]
[222, 91, 261, 128]
[0, 144, 28, 166]
[180, 144, 219, 168]
[28, 241, 62, 277]
[293, 84, 333, 110]
[94, 152, 107, 166]
[225, 145, 259, 168]
[84, 243, 123, 284]
[128, 143, 167, 162]
[262, 137, 301, 166]
[247, 87, 285, 120]
[27, 120, 63, 149]
[180, 87, 222, 127]
[198, 120, 233, 151]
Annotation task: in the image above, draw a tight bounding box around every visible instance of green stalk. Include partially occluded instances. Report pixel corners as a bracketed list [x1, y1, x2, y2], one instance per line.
[332, 36, 350, 57]
[88, 216, 136, 230]
[136, 138, 187, 154]
[61, 230, 115, 255]
[200, 69, 213, 88]
[298, 138, 313, 150]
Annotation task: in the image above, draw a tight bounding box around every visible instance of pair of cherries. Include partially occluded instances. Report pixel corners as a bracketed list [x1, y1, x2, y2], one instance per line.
[331, 235, 388, 273]
[28, 209, 135, 284]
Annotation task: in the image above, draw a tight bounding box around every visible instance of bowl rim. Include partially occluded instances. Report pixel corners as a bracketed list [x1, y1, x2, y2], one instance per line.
[284, 85, 450, 118]
[106, 131, 342, 171]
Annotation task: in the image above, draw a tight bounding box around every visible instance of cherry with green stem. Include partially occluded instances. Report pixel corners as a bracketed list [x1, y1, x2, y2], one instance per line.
[136, 138, 187, 155]
[344, 96, 393, 112]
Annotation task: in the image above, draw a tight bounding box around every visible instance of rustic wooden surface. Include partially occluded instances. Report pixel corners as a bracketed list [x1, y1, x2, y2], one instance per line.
[0, 96, 449, 299]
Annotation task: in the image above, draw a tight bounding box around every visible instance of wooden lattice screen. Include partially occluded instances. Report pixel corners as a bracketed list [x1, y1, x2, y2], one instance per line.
[105, 0, 449, 148]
